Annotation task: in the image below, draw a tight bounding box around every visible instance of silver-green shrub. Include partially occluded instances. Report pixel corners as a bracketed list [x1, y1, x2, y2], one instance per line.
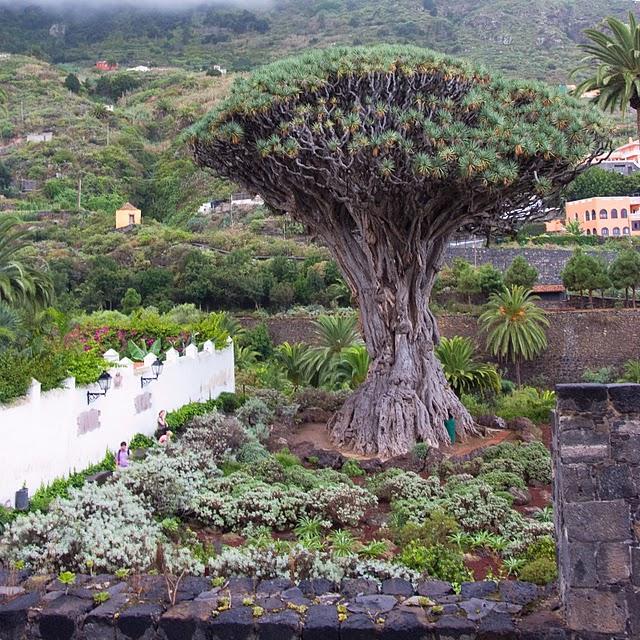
[0, 483, 160, 573]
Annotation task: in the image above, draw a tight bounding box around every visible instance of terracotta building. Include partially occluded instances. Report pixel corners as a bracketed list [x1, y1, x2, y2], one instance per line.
[564, 195, 639, 237]
[115, 202, 141, 229]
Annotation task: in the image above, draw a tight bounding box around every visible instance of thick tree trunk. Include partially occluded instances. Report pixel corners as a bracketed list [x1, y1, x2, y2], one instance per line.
[324, 223, 477, 458]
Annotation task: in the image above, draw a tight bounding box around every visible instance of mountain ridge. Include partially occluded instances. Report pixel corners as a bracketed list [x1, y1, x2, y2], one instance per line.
[1, 0, 638, 81]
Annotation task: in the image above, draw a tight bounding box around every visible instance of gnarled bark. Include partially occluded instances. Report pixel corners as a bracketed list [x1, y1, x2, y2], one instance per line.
[313, 204, 477, 457]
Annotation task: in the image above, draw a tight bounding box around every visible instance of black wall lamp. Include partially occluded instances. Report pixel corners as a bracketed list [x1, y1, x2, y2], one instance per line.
[141, 358, 164, 388]
[87, 371, 113, 404]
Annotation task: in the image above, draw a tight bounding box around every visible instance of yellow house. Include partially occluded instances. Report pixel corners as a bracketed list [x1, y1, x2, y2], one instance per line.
[115, 202, 141, 229]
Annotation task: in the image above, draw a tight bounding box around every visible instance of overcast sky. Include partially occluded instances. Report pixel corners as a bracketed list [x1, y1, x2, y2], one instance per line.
[2, 0, 273, 9]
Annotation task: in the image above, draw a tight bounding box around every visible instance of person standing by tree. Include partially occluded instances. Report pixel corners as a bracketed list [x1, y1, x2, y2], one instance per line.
[116, 441, 130, 469]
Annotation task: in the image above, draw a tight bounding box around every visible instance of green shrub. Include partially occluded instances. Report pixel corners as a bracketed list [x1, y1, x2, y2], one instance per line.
[460, 393, 492, 418]
[523, 535, 556, 562]
[274, 449, 301, 468]
[412, 442, 430, 460]
[341, 460, 365, 478]
[0, 350, 31, 403]
[581, 366, 616, 384]
[165, 399, 218, 431]
[518, 557, 557, 585]
[392, 510, 459, 548]
[129, 433, 156, 450]
[217, 392, 246, 414]
[398, 542, 471, 583]
[66, 349, 109, 385]
[495, 387, 555, 424]
[0, 505, 17, 535]
[477, 470, 525, 491]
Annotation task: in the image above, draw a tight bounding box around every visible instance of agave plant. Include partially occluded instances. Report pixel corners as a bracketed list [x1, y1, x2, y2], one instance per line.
[327, 529, 358, 557]
[435, 336, 500, 397]
[622, 359, 640, 384]
[294, 515, 325, 539]
[502, 557, 526, 576]
[358, 540, 389, 559]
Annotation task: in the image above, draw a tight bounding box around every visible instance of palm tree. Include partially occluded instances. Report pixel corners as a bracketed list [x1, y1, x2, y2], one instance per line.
[435, 336, 501, 397]
[573, 13, 640, 140]
[0, 301, 21, 347]
[0, 217, 54, 311]
[302, 314, 362, 387]
[479, 286, 549, 387]
[336, 345, 370, 389]
[564, 219, 584, 239]
[276, 342, 310, 389]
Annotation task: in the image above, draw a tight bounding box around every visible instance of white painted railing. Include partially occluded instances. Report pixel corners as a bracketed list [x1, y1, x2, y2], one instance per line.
[0, 339, 235, 506]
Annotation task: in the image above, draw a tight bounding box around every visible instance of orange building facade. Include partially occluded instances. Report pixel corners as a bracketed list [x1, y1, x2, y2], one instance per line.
[565, 195, 640, 237]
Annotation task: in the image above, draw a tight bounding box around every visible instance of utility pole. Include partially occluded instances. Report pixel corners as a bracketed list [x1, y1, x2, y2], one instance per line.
[77, 175, 82, 211]
[106, 122, 110, 146]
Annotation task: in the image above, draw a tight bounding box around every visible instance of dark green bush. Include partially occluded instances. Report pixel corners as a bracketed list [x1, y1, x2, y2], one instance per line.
[341, 459, 365, 477]
[129, 433, 156, 450]
[219, 392, 248, 413]
[0, 350, 32, 403]
[392, 510, 460, 548]
[398, 542, 472, 583]
[518, 557, 558, 585]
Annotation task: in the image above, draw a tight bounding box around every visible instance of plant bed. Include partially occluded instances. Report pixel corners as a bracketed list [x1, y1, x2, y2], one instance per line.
[0, 400, 555, 595]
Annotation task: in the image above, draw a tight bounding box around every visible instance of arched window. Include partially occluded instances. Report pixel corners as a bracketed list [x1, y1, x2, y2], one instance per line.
[585, 210, 590, 221]
[602, 227, 609, 236]
[611, 208, 618, 218]
[592, 209, 597, 219]
[622, 208, 628, 218]
[624, 227, 630, 235]
[586, 229, 591, 235]
[575, 213, 578, 221]
[593, 228, 597, 235]
[613, 227, 621, 236]
[600, 209, 608, 219]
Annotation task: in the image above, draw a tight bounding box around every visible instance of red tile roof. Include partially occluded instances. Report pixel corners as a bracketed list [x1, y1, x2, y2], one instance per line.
[532, 284, 566, 293]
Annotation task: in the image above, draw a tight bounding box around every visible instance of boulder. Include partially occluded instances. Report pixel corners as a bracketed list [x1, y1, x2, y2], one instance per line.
[476, 415, 508, 430]
[508, 486, 531, 506]
[506, 417, 535, 432]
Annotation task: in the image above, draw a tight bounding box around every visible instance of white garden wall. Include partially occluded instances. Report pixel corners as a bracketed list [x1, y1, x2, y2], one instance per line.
[0, 340, 235, 506]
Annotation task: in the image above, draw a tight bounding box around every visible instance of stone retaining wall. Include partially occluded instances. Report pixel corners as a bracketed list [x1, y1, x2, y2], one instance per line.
[443, 247, 618, 285]
[554, 384, 640, 638]
[240, 308, 640, 385]
[0, 571, 591, 640]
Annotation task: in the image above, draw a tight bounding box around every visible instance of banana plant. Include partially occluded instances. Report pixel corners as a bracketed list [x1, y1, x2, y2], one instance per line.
[126, 338, 162, 361]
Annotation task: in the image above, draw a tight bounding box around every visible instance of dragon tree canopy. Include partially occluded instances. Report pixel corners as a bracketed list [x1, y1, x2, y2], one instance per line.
[191, 45, 611, 457]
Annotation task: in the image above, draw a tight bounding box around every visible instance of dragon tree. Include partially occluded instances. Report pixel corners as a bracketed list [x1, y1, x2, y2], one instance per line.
[191, 45, 609, 457]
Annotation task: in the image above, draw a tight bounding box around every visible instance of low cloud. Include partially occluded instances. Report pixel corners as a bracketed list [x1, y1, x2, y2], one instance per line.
[3, 0, 273, 10]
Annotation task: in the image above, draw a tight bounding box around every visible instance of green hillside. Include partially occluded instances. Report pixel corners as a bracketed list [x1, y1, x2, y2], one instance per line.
[0, 0, 637, 82]
[0, 54, 235, 221]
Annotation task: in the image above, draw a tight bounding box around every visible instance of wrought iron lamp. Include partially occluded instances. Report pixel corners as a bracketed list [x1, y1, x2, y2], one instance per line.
[141, 358, 164, 388]
[87, 371, 112, 404]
